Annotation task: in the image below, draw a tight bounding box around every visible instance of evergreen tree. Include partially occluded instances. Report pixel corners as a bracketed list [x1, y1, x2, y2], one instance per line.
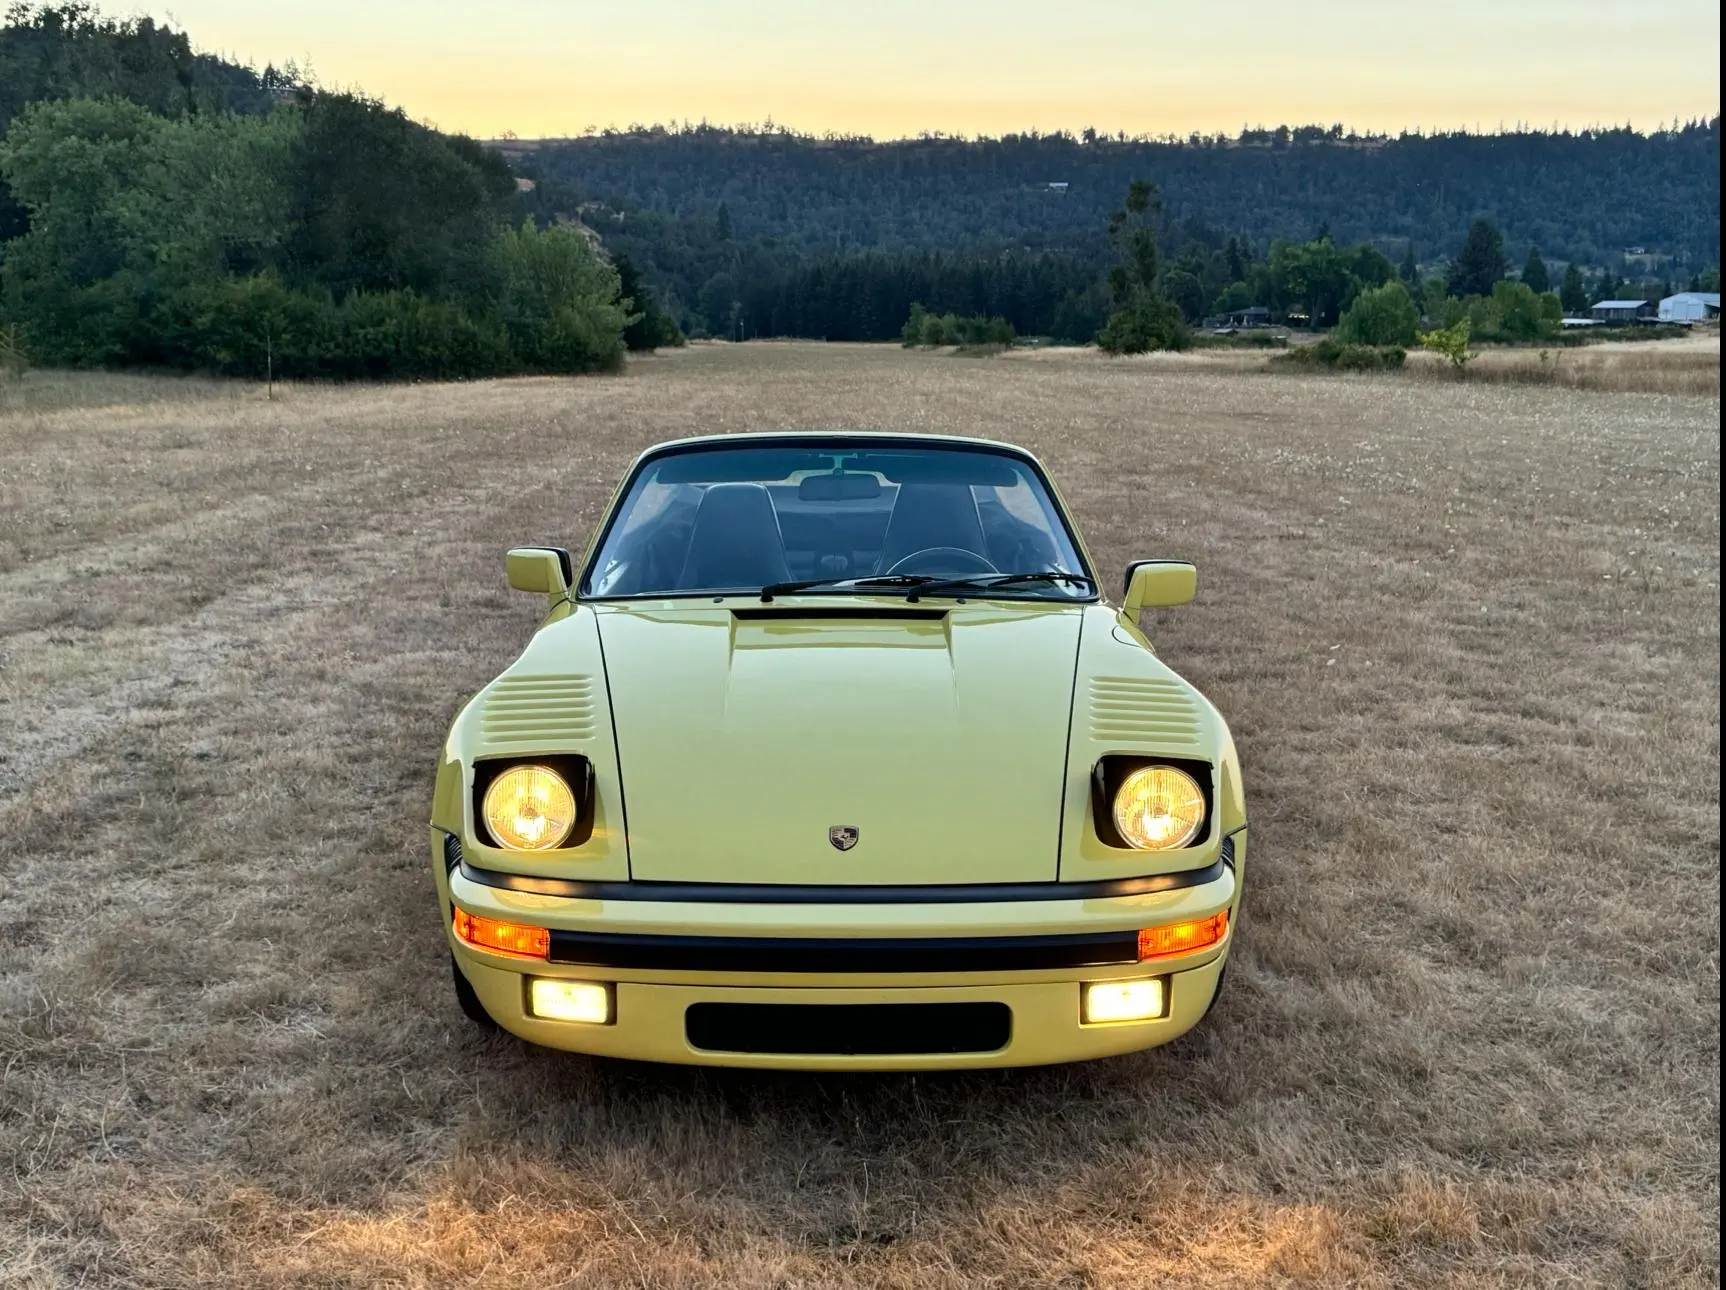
[1447, 218, 1507, 298]
[716, 202, 732, 241]
[1400, 243, 1419, 286]
[1595, 271, 1621, 302]
[614, 253, 685, 350]
[1559, 262, 1588, 314]
[1097, 179, 1183, 353]
[1521, 247, 1550, 293]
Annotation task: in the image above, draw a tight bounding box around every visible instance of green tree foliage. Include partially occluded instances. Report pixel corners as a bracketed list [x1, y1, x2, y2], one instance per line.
[1400, 243, 1419, 286]
[1522, 248, 1550, 293]
[1337, 280, 1420, 345]
[1274, 337, 1406, 371]
[1469, 280, 1562, 342]
[900, 303, 1015, 347]
[494, 220, 628, 371]
[613, 252, 684, 350]
[1447, 219, 1508, 298]
[526, 121, 1723, 281]
[0, 2, 288, 237]
[1559, 262, 1589, 314]
[0, 91, 628, 377]
[1097, 180, 1184, 353]
[1420, 317, 1473, 368]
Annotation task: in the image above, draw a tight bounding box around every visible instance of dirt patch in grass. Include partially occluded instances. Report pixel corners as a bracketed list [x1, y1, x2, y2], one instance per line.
[0, 345, 1718, 1287]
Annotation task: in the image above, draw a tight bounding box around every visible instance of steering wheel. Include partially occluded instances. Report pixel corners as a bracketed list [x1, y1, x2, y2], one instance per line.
[886, 547, 1000, 577]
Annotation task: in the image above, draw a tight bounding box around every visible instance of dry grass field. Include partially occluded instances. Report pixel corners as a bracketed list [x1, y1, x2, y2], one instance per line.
[0, 344, 1718, 1288]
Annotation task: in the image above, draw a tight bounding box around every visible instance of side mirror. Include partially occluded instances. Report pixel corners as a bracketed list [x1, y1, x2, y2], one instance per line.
[506, 547, 572, 600]
[1122, 560, 1196, 615]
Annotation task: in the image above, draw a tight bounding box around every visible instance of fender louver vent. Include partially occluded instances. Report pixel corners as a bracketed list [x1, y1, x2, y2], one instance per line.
[1089, 677, 1203, 748]
[480, 674, 595, 745]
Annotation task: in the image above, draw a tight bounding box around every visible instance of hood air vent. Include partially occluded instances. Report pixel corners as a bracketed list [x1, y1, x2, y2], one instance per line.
[480, 674, 596, 745]
[1089, 676, 1204, 749]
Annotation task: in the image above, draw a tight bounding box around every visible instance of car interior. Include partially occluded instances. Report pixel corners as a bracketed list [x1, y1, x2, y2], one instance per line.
[587, 449, 1079, 596]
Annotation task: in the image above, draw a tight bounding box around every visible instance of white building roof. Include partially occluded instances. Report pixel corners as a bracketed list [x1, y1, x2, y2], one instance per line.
[1660, 292, 1720, 306]
[1593, 300, 1651, 309]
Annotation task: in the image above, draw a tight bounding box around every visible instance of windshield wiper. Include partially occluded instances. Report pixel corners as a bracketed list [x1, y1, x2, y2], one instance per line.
[758, 574, 938, 602]
[905, 571, 1098, 601]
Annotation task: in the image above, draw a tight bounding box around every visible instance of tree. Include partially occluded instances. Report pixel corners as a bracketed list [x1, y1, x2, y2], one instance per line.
[1559, 262, 1588, 315]
[1096, 179, 1183, 354]
[1400, 243, 1419, 286]
[716, 201, 732, 241]
[1447, 219, 1507, 298]
[1337, 280, 1420, 345]
[1522, 247, 1549, 293]
[1595, 271, 1621, 303]
[614, 252, 684, 350]
[494, 219, 629, 371]
[1420, 317, 1473, 369]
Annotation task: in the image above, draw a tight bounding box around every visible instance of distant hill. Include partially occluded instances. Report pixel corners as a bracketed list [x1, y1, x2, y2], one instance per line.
[511, 123, 1722, 273]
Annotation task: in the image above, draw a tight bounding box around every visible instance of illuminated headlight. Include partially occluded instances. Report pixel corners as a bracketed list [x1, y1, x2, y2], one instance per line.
[483, 764, 578, 850]
[1112, 765, 1206, 850]
[1082, 979, 1166, 1024]
[528, 978, 612, 1024]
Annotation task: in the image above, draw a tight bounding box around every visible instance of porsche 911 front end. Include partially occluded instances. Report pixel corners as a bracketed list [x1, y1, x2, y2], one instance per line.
[428, 433, 1245, 1069]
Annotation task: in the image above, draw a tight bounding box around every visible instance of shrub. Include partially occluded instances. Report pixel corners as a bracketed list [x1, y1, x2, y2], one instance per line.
[1337, 281, 1420, 346]
[901, 304, 1015, 348]
[1274, 338, 1406, 371]
[1420, 318, 1474, 368]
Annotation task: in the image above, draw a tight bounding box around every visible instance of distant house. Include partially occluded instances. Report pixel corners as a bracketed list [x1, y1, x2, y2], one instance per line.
[1591, 299, 1656, 324]
[1222, 306, 1272, 328]
[1045, 182, 1069, 192]
[1657, 292, 1721, 323]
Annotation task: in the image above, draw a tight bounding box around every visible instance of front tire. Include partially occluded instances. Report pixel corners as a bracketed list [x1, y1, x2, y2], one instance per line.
[451, 954, 499, 1030]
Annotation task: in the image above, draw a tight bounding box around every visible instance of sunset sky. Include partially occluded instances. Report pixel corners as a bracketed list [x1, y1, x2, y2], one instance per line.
[163, 0, 1719, 140]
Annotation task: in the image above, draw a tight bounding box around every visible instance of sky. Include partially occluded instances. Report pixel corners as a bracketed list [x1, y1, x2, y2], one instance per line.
[159, 0, 1720, 140]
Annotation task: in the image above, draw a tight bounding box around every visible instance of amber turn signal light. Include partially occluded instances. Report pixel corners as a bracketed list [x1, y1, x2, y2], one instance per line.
[1137, 909, 1229, 961]
[454, 907, 550, 960]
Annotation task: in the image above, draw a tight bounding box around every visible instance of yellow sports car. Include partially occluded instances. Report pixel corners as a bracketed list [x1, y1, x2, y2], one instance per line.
[430, 433, 1245, 1069]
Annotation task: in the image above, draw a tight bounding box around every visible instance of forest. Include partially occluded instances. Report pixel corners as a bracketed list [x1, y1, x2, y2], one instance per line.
[0, 4, 650, 379]
[514, 121, 1720, 336]
[0, 3, 1719, 373]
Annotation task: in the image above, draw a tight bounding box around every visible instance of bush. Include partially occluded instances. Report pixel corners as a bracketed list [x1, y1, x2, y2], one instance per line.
[1420, 318, 1473, 368]
[1337, 281, 1420, 346]
[1274, 338, 1406, 371]
[1467, 280, 1562, 342]
[1096, 295, 1186, 354]
[901, 304, 1015, 348]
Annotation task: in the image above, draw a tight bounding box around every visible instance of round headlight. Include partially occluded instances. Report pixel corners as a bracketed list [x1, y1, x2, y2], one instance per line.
[482, 765, 578, 850]
[1112, 765, 1206, 850]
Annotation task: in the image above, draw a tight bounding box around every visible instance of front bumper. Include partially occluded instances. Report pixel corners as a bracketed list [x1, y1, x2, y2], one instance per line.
[433, 829, 1242, 1070]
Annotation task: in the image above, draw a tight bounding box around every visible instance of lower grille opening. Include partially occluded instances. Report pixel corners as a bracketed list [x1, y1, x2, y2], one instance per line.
[685, 1002, 1011, 1056]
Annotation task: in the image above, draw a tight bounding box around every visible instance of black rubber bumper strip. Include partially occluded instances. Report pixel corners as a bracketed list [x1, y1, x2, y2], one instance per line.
[451, 849, 1230, 904]
[547, 928, 1140, 972]
[443, 831, 1238, 904]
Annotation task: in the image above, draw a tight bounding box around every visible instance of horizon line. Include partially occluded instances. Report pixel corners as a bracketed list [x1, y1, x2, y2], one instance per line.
[476, 114, 1723, 147]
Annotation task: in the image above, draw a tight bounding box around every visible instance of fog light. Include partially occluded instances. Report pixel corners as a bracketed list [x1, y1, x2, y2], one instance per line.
[1082, 978, 1166, 1024]
[528, 978, 612, 1024]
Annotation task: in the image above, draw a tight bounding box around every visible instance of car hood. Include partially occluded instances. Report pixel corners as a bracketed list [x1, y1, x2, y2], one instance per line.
[594, 603, 1083, 885]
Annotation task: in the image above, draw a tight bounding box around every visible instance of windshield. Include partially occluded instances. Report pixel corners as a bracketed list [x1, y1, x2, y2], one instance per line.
[583, 441, 1091, 600]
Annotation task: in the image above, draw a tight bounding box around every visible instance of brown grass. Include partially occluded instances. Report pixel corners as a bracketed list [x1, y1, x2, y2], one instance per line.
[1404, 334, 1721, 395]
[0, 344, 1718, 1288]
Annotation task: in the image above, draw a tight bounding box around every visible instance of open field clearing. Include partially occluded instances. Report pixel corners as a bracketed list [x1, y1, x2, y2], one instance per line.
[0, 344, 1718, 1288]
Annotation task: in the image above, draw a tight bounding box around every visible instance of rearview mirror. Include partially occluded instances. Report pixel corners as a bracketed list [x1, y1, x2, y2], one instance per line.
[1122, 560, 1196, 615]
[506, 547, 572, 599]
[798, 472, 882, 501]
